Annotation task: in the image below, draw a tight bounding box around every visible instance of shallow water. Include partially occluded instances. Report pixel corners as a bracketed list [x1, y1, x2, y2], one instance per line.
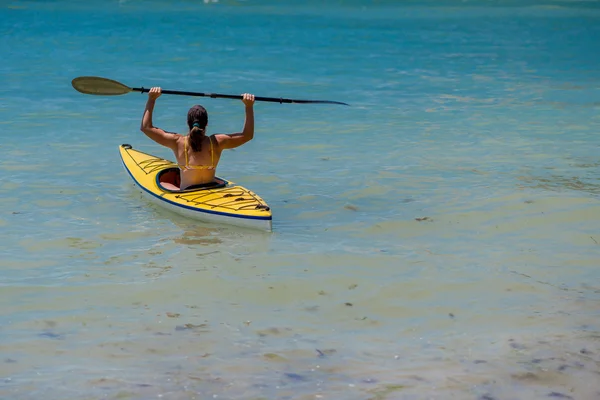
[2, 0, 600, 399]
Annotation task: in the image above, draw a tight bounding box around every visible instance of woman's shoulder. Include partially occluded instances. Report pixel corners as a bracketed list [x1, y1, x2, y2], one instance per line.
[163, 131, 184, 141]
[207, 134, 224, 153]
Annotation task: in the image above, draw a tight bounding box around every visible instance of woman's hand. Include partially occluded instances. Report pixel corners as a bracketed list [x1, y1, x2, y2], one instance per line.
[148, 87, 162, 100]
[241, 93, 255, 107]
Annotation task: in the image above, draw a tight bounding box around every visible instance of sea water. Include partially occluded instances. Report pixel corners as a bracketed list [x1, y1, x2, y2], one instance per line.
[1, 1, 600, 399]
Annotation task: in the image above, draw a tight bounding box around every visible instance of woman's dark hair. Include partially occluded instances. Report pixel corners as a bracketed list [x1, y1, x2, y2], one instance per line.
[187, 105, 208, 152]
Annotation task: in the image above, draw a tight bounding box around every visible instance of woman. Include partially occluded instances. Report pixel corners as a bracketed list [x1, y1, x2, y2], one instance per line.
[140, 87, 255, 190]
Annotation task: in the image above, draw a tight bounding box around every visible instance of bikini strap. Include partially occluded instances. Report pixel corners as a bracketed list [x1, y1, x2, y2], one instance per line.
[209, 135, 214, 167]
[184, 137, 189, 169]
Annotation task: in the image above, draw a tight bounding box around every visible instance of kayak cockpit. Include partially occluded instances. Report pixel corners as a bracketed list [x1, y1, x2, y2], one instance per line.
[157, 167, 228, 193]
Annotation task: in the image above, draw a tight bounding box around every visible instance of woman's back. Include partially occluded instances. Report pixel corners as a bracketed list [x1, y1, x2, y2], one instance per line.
[174, 135, 221, 190]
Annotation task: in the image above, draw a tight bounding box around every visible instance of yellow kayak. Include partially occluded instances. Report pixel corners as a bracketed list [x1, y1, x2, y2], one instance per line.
[119, 144, 272, 231]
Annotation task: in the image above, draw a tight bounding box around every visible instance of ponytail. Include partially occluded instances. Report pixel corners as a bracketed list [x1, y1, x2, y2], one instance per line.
[189, 125, 205, 152]
[186, 104, 209, 152]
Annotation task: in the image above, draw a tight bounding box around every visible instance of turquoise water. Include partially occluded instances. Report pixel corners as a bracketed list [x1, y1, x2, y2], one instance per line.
[2, 1, 600, 398]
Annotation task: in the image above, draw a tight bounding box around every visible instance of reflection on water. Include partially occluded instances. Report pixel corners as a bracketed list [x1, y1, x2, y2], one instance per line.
[171, 226, 223, 247]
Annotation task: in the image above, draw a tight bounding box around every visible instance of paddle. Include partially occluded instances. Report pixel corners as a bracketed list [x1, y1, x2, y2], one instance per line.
[71, 76, 349, 106]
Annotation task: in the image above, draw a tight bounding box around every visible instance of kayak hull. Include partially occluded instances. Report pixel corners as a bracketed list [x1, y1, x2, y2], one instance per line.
[119, 144, 272, 231]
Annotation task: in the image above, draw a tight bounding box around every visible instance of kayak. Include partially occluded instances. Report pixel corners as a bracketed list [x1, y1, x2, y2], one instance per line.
[119, 144, 272, 231]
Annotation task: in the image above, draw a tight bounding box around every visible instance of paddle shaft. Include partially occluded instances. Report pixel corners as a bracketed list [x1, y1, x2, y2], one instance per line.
[132, 87, 347, 105]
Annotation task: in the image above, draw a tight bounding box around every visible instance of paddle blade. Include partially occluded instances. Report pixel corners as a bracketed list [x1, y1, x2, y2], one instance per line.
[72, 76, 133, 95]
